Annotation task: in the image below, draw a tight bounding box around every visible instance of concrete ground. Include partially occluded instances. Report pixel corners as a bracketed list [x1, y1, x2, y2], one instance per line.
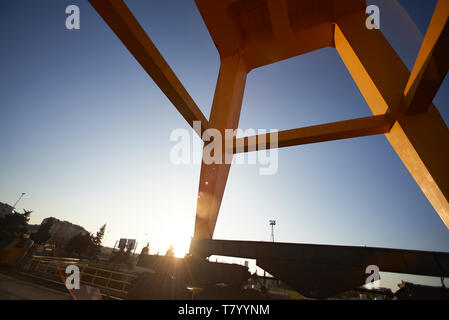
[0, 272, 70, 300]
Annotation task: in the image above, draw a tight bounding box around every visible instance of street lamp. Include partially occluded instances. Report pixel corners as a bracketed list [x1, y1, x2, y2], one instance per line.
[12, 193, 26, 211]
[269, 220, 276, 242]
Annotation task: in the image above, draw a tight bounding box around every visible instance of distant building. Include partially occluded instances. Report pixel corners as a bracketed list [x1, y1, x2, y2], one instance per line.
[26, 224, 40, 235]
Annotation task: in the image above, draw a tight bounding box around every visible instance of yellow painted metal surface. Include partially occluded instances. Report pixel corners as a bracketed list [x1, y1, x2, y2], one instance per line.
[335, 8, 449, 229]
[88, 0, 449, 237]
[21, 256, 136, 295]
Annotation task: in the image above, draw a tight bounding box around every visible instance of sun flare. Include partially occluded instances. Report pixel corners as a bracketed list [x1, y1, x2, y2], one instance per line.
[157, 223, 192, 258]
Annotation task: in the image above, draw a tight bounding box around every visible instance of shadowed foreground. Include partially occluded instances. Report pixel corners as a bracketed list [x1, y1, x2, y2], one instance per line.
[0, 273, 69, 300]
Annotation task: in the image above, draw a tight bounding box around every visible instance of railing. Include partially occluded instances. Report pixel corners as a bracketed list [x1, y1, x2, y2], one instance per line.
[87, 259, 134, 272]
[20, 256, 137, 297]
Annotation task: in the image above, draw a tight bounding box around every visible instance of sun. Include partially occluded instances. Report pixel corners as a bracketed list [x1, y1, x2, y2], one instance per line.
[157, 223, 192, 258]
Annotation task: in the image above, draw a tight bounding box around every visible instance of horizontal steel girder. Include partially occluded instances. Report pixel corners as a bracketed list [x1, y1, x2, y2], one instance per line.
[190, 238, 449, 298]
[232, 114, 393, 153]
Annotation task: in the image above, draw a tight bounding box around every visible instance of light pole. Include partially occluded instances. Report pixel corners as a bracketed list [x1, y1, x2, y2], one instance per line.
[269, 220, 276, 242]
[12, 193, 26, 212]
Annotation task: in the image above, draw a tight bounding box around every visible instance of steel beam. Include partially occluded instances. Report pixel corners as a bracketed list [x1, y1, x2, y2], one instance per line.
[335, 11, 449, 229]
[404, 0, 449, 114]
[190, 238, 449, 299]
[232, 114, 394, 154]
[89, 0, 209, 135]
[195, 0, 365, 71]
[90, 0, 449, 236]
[194, 55, 248, 239]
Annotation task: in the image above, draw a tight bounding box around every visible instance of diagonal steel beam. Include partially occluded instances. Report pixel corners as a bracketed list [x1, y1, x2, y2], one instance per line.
[232, 114, 394, 154]
[194, 55, 247, 239]
[335, 10, 449, 229]
[89, 0, 209, 135]
[404, 0, 449, 114]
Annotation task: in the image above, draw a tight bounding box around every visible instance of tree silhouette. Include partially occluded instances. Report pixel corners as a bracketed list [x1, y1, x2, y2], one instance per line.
[0, 209, 31, 245]
[165, 244, 175, 257]
[92, 224, 106, 246]
[141, 242, 150, 255]
[31, 219, 52, 244]
[65, 232, 95, 258]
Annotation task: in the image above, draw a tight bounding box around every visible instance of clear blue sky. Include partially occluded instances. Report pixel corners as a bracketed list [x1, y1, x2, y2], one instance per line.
[1, 0, 448, 290]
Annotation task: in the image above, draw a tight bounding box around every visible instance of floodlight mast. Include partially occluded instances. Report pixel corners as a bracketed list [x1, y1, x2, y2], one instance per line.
[269, 220, 276, 242]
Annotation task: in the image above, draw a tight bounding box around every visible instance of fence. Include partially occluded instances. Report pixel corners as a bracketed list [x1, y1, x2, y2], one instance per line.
[20, 255, 137, 298]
